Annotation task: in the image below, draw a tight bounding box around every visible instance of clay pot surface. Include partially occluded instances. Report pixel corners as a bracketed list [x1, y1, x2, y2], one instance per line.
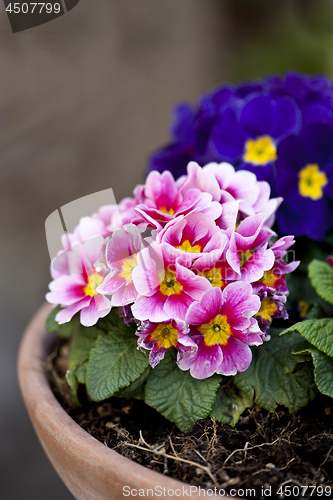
[18, 304, 235, 500]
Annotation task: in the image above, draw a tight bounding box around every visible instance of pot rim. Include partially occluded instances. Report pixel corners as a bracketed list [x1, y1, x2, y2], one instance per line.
[18, 303, 233, 500]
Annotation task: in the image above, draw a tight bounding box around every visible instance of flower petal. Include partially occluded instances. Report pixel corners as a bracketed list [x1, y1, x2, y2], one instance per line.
[217, 338, 252, 376]
[178, 337, 223, 380]
[55, 296, 91, 324]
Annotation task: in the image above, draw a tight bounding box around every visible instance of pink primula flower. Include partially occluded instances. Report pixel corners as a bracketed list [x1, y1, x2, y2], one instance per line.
[270, 236, 300, 275]
[136, 318, 192, 368]
[177, 284, 262, 379]
[255, 289, 288, 338]
[191, 250, 229, 289]
[252, 181, 283, 228]
[46, 160, 299, 376]
[46, 236, 111, 327]
[60, 215, 110, 251]
[249, 236, 299, 336]
[226, 213, 275, 282]
[180, 161, 221, 201]
[157, 212, 228, 263]
[180, 161, 282, 226]
[131, 244, 211, 322]
[92, 197, 144, 232]
[97, 224, 144, 307]
[49, 215, 111, 281]
[253, 235, 300, 295]
[134, 170, 222, 230]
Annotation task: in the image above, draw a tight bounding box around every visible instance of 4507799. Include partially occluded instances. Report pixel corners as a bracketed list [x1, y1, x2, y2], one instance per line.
[277, 484, 331, 497]
[5, 3, 62, 14]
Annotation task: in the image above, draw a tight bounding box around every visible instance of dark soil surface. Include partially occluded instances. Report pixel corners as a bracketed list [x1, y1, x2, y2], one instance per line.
[47, 340, 333, 500]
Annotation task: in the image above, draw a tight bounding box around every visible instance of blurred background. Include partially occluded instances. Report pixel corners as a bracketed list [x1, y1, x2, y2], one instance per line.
[1, 0, 333, 498]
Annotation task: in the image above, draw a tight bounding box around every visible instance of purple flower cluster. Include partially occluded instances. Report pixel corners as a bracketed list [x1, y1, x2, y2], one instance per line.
[47, 162, 299, 379]
[149, 72, 333, 240]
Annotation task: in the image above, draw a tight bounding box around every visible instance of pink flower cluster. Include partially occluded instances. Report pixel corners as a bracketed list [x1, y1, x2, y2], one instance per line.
[46, 162, 299, 379]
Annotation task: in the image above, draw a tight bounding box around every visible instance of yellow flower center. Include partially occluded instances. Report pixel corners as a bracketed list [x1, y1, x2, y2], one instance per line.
[199, 314, 231, 346]
[243, 135, 277, 166]
[178, 239, 202, 253]
[256, 298, 278, 322]
[298, 164, 328, 200]
[239, 250, 253, 267]
[150, 323, 178, 349]
[160, 271, 183, 296]
[159, 206, 175, 215]
[83, 272, 104, 297]
[119, 254, 138, 281]
[198, 268, 223, 288]
[260, 269, 279, 288]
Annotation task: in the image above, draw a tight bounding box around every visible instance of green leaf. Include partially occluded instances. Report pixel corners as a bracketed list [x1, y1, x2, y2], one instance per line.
[145, 349, 221, 432]
[66, 362, 88, 406]
[65, 324, 105, 406]
[305, 302, 328, 320]
[309, 259, 333, 306]
[282, 318, 333, 358]
[68, 325, 104, 368]
[210, 383, 253, 427]
[233, 329, 315, 413]
[86, 326, 149, 401]
[75, 363, 87, 384]
[97, 307, 128, 332]
[114, 367, 151, 400]
[46, 305, 62, 331]
[292, 341, 333, 398]
[66, 366, 81, 407]
[283, 348, 311, 373]
[45, 306, 79, 338]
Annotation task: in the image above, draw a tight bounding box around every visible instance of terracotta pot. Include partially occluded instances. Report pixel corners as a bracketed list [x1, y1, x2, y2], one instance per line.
[18, 304, 237, 500]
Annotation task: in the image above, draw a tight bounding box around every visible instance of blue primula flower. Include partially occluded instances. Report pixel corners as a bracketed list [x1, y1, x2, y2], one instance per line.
[148, 71, 333, 241]
[210, 94, 302, 186]
[268, 71, 333, 126]
[149, 83, 269, 178]
[275, 123, 333, 241]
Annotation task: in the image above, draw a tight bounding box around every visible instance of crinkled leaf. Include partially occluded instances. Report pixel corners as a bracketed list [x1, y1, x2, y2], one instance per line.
[210, 383, 253, 427]
[145, 349, 221, 432]
[233, 329, 315, 413]
[69, 325, 104, 368]
[309, 260, 333, 306]
[114, 367, 151, 400]
[86, 326, 149, 401]
[282, 318, 333, 358]
[46, 305, 79, 338]
[293, 341, 333, 398]
[283, 347, 311, 373]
